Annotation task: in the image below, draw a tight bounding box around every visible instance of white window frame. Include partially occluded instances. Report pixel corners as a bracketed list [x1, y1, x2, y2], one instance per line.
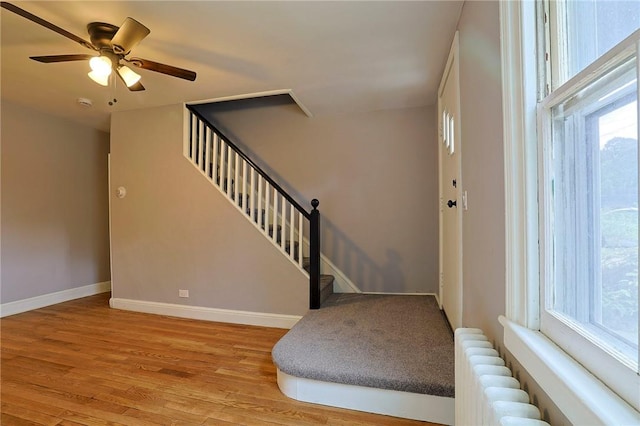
[539, 37, 639, 404]
[499, 1, 640, 423]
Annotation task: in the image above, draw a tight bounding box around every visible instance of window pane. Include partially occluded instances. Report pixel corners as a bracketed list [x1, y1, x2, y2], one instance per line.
[551, 55, 638, 362]
[598, 98, 638, 348]
[563, 1, 640, 82]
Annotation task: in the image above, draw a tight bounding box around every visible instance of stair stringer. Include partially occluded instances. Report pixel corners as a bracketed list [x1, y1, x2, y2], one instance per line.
[320, 253, 360, 293]
[301, 237, 360, 294]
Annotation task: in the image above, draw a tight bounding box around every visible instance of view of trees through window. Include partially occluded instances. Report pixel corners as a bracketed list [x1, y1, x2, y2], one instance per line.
[598, 99, 638, 346]
[551, 58, 638, 361]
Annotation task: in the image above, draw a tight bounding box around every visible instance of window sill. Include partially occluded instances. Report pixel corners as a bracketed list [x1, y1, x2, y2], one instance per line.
[499, 316, 640, 425]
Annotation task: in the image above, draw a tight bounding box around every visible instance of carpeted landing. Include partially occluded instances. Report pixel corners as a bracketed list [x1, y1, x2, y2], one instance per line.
[272, 293, 454, 398]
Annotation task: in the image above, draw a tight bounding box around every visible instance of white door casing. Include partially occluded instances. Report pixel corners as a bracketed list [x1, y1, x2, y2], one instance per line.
[108, 153, 114, 294]
[438, 31, 462, 330]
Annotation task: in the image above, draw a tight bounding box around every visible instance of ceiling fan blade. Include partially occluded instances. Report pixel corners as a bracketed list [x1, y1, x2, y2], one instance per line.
[110, 17, 150, 55]
[0, 2, 96, 51]
[30, 54, 93, 63]
[128, 57, 196, 81]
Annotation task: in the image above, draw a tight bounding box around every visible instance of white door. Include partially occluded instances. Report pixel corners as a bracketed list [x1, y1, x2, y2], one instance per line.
[438, 32, 462, 330]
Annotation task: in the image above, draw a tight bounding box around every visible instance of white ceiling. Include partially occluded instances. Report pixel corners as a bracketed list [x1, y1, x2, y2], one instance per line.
[1, 1, 463, 132]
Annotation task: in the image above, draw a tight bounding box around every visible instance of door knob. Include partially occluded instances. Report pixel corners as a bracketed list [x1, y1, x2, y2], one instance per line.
[447, 199, 457, 208]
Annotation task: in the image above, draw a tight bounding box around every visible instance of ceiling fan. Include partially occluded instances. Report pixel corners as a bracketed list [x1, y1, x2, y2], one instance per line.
[0, 1, 196, 92]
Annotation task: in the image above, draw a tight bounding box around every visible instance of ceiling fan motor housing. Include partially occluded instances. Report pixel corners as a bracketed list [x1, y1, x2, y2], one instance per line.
[87, 22, 119, 50]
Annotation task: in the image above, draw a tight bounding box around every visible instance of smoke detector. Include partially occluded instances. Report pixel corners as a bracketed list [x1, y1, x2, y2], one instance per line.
[77, 97, 93, 107]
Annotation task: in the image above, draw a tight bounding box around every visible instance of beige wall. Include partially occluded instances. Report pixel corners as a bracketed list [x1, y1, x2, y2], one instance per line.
[458, 0, 506, 342]
[194, 100, 439, 294]
[109, 104, 309, 315]
[457, 3, 569, 424]
[1, 100, 111, 303]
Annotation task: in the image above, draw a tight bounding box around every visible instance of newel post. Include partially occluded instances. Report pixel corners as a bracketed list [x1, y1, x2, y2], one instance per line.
[310, 199, 321, 309]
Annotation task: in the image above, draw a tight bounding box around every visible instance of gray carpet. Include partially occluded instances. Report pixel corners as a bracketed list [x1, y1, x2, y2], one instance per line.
[272, 293, 454, 398]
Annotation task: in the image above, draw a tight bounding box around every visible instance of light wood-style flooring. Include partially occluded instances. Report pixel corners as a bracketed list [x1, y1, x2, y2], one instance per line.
[1, 293, 437, 425]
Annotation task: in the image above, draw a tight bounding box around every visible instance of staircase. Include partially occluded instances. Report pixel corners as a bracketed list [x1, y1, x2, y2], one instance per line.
[184, 105, 334, 308]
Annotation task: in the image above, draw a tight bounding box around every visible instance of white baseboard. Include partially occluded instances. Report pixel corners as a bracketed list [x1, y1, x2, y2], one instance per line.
[361, 292, 438, 296]
[110, 298, 302, 329]
[362, 292, 442, 306]
[0, 281, 111, 318]
[277, 369, 454, 425]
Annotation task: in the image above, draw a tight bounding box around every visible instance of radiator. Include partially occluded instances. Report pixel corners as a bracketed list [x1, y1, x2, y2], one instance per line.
[455, 328, 551, 426]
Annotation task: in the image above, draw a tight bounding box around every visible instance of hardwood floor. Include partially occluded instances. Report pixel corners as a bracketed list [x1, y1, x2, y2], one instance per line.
[1, 293, 437, 425]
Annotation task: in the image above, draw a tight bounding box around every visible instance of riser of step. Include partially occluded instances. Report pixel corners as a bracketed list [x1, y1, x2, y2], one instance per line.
[320, 275, 334, 306]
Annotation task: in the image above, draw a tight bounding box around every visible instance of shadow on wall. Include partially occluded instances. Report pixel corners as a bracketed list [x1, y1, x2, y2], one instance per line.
[323, 216, 406, 292]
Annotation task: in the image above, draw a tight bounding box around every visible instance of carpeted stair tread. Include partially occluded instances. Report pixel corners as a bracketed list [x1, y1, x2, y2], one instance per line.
[272, 294, 454, 398]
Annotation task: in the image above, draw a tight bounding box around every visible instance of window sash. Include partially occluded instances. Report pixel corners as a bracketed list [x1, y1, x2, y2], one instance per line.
[538, 30, 640, 411]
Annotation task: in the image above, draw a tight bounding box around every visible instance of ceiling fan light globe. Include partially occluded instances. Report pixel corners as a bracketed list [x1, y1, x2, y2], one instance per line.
[88, 71, 109, 86]
[89, 56, 112, 76]
[118, 66, 141, 87]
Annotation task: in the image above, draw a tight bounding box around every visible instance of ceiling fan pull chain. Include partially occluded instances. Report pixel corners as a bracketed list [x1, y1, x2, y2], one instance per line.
[108, 73, 118, 106]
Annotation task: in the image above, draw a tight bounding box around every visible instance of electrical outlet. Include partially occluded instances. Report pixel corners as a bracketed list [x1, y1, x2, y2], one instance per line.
[179, 289, 189, 298]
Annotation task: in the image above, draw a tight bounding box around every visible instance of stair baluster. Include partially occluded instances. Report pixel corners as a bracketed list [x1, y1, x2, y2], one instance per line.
[264, 181, 271, 229]
[289, 204, 295, 259]
[234, 152, 240, 203]
[272, 190, 278, 243]
[212, 133, 219, 182]
[226, 146, 232, 200]
[297, 208, 304, 268]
